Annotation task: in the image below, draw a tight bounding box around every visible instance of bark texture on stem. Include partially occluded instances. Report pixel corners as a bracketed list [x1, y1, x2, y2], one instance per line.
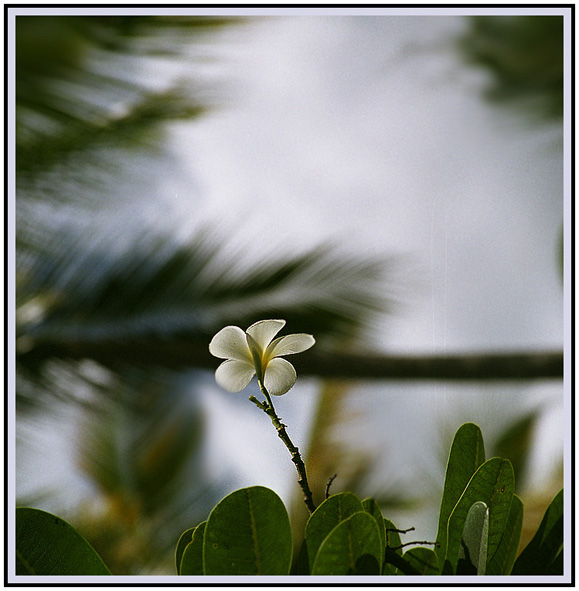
[252, 383, 317, 515]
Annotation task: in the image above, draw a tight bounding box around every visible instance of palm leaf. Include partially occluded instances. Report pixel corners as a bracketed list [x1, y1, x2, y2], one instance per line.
[17, 228, 394, 395]
[16, 15, 237, 176]
[458, 16, 563, 120]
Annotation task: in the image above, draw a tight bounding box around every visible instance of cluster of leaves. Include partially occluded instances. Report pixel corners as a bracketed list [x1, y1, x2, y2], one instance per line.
[435, 423, 561, 575]
[16, 423, 563, 577]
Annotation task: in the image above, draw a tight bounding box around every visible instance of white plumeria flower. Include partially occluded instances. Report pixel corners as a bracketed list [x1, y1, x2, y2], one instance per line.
[209, 319, 315, 396]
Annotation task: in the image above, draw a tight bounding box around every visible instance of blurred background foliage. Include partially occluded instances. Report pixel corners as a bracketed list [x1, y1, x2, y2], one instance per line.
[13, 14, 564, 574]
[458, 15, 563, 122]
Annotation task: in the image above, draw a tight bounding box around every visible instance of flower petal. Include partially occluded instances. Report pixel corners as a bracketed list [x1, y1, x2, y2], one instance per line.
[215, 359, 256, 392]
[209, 326, 252, 362]
[263, 357, 297, 396]
[266, 333, 315, 359]
[246, 319, 286, 353]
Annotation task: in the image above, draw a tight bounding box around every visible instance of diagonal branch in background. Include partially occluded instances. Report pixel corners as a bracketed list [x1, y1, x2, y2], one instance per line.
[17, 339, 563, 381]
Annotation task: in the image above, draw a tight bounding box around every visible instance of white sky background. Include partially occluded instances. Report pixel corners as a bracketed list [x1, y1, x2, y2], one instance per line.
[15, 13, 566, 545]
[161, 15, 564, 538]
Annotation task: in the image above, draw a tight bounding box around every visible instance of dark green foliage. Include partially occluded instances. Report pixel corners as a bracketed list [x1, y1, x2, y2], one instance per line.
[362, 497, 386, 561]
[435, 423, 522, 576]
[401, 547, 439, 575]
[16, 507, 111, 575]
[433, 424, 562, 577]
[311, 512, 381, 575]
[435, 422, 485, 568]
[382, 518, 403, 575]
[511, 489, 563, 575]
[171, 489, 424, 576]
[458, 16, 564, 120]
[16, 16, 232, 174]
[203, 486, 293, 575]
[178, 522, 206, 575]
[304, 492, 364, 572]
[174, 527, 195, 574]
[15, 425, 564, 577]
[445, 458, 515, 574]
[486, 495, 523, 575]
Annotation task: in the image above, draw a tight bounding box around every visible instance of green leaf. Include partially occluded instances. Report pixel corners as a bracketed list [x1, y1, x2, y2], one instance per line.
[382, 519, 403, 575]
[401, 547, 439, 575]
[362, 498, 386, 569]
[179, 522, 206, 575]
[175, 527, 194, 574]
[16, 507, 111, 575]
[436, 423, 485, 570]
[311, 512, 382, 575]
[304, 492, 364, 572]
[203, 486, 292, 575]
[486, 494, 523, 575]
[512, 489, 563, 575]
[457, 501, 489, 575]
[444, 458, 515, 574]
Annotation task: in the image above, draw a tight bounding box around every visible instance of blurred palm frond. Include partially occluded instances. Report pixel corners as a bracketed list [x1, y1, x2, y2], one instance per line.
[16, 15, 235, 173]
[17, 227, 394, 409]
[458, 15, 564, 121]
[18, 230, 391, 338]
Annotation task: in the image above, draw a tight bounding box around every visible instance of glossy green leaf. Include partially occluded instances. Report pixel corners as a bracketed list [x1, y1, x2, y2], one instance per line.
[382, 518, 403, 575]
[203, 486, 292, 575]
[401, 547, 439, 575]
[179, 522, 206, 576]
[305, 492, 364, 572]
[457, 501, 489, 575]
[444, 458, 514, 574]
[362, 498, 386, 569]
[16, 507, 111, 576]
[175, 527, 195, 574]
[512, 489, 563, 575]
[311, 512, 381, 575]
[486, 494, 523, 575]
[436, 423, 485, 569]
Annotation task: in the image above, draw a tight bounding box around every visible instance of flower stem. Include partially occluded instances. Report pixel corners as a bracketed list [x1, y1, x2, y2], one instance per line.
[250, 382, 317, 514]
